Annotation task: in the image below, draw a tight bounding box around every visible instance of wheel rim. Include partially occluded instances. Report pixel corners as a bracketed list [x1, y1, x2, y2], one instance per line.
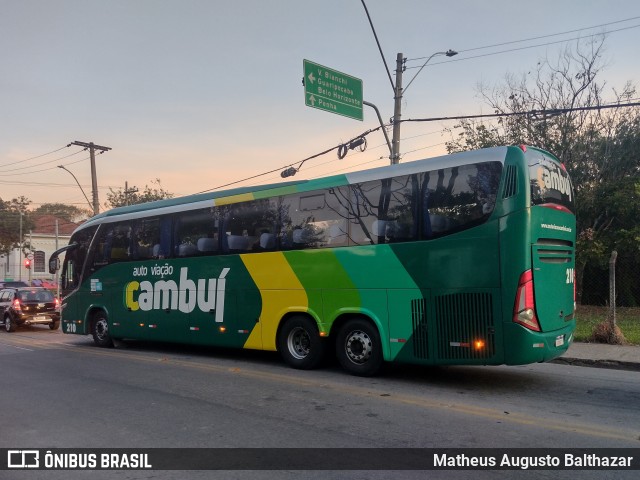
[5, 318, 11, 331]
[344, 330, 373, 365]
[287, 326, 311, 360]
[95, 318, 108, 341]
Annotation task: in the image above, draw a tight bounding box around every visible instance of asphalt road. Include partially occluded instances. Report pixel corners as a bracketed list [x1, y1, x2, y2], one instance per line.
[1, 327, 639, 480]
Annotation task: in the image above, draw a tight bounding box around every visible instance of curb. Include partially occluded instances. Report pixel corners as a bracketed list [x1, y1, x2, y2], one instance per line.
[551, 357, 640, 372]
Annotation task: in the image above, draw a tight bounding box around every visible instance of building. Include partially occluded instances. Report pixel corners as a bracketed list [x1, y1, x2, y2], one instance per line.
[1, 215, 78, 284]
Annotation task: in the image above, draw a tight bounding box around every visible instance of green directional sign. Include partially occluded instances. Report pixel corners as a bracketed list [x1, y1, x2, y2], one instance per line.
[303, 59, 363, 121]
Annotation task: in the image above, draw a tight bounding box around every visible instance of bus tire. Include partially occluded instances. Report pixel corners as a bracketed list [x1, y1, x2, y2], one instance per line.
[336, 318, 383, 377]
[277, 315, 325, 370]
[91, 311, 113, 348]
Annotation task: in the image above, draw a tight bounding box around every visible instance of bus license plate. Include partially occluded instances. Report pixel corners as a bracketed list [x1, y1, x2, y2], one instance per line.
[555, 335, 565, 347]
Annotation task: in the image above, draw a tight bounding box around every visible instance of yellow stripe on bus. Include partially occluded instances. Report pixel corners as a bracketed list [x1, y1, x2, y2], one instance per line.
[213, 193, 255, 206]
[240, 252, 308, 351]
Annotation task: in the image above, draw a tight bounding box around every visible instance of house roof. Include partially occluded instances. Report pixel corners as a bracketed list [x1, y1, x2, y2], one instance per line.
[32, 215, 79, 236]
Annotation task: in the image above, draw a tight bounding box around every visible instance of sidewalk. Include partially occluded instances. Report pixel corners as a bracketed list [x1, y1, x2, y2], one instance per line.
[553, 341, 640, 371]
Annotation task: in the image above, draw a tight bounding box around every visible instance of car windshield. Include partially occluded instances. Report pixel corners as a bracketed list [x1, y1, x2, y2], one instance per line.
[17, 290, 55, 302]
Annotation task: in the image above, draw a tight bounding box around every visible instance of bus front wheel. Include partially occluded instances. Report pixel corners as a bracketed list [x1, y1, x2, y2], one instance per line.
[91, 311, 113, 348]
[277, 316, 325, 370]
[336, 318, 383, 377]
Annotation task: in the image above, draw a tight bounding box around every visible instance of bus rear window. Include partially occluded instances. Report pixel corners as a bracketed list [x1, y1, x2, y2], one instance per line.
[528, 153, 574, 212]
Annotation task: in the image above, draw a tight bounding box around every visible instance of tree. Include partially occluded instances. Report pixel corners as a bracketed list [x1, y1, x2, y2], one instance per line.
[105, 179, 174, 209]
[32, 203, 91, 223]
[0, 196, 34, 256]
[445, 36, 640, 305]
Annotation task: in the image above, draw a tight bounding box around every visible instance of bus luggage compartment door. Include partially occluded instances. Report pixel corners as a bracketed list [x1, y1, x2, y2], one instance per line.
[531, 240, 575, 333]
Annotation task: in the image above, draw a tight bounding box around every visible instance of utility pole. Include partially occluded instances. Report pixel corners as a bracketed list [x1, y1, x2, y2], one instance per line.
[361, 0, 457, 165]
[18, 212, 22, 281]
[124, 182, 139, 206]
[55, 219, 60, 300]
[70, 141, 111, 216]
[28, 231, 32, 283]
[390, 50, 458, 165]
[391, 53, 404, 164]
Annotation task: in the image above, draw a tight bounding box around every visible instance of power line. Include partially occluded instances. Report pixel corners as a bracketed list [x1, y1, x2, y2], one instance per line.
[406, 23, 640, 69]
[0, 151, 109, 177]
[0, 144, 72, 169]
[189, 102, 640, 195]
[402, 101, 640, 123]
[192, 126, 385, 194]
[0, 148, 86, 174]
[408, 15, 640, 61]
[0, 180, 77, 187]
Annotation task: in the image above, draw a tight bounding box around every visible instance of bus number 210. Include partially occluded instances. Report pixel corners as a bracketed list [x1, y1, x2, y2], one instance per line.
[566, 268, 575, 284]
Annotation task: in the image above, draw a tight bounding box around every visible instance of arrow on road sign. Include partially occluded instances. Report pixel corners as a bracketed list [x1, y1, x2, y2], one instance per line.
[303, 59, 363, 121]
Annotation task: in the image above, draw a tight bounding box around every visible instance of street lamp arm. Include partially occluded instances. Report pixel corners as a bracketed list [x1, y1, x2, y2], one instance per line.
[363, 101, 393, 157]
[403, 49, 458, 94]
[58, 165, 94, 212]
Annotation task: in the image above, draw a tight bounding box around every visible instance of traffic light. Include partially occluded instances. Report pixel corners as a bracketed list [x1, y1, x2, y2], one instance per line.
[24, 258, 31, 269]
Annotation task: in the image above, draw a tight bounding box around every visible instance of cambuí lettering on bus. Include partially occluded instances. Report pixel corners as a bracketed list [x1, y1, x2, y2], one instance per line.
[536, 163, 572, 201]
[124, 266, 230, 322]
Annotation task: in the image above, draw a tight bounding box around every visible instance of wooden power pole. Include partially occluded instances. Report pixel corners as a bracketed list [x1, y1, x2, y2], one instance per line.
[70, 141, 111, 215]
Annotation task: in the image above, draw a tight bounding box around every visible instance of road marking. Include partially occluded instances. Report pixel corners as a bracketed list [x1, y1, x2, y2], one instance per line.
[0, 341, 34, 351]
[44, 341, 639, 443]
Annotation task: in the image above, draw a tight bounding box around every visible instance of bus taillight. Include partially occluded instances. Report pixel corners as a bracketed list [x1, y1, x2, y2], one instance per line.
[513, 270, 541, 332]
[538, 203, 572, 213]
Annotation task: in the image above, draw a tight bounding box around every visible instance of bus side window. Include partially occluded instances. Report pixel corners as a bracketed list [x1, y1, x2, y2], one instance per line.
[88, 223, 132, 269]
[110, 224, 132, 261]
[174, 209, 216, 257]
[133, 217, 161, 260]
[422, 162, 502, 238]
[277, 189, 348, 249]
[348, 175, 418, 245]
[221, 199, 278, 253]
[158, 216, 172, 258]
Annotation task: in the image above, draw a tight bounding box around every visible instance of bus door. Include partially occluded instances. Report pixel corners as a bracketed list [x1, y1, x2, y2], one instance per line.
[86, 222, 161, 340]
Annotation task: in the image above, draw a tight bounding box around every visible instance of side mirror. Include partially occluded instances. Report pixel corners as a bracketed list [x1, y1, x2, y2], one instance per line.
[49, 257, 60, 274]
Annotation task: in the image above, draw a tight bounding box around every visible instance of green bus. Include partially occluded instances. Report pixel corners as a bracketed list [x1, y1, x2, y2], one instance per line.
[50, 145, 576, 376]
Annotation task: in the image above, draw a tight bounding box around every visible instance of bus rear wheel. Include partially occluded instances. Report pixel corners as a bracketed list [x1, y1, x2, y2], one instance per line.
[91, 311, 113, 348]
[277, 316, 325, 370]
[336, 318, 383, 377]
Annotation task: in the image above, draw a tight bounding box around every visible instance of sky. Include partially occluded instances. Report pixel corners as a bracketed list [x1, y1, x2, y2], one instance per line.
[1, 0, 639, 212]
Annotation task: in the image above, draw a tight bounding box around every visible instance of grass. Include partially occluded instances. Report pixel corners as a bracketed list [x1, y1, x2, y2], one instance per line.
[575, 305, 640, 345]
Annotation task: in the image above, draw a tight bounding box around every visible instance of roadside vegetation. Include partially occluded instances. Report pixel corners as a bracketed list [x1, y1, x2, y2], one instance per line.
[575, 305, 640, 345]
[446, 36, 639, 345]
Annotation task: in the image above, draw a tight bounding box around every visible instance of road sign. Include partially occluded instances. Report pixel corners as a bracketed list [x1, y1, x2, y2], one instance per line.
[303, 60, 363, 121]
